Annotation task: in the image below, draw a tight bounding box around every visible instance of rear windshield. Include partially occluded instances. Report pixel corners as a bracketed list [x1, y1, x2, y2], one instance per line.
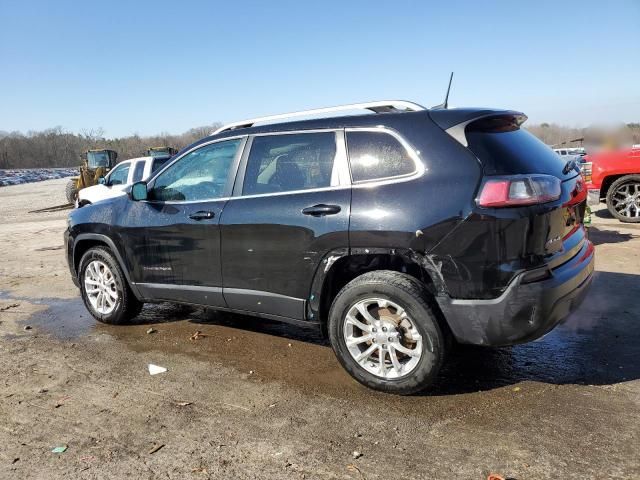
[466, 122, 573, 179]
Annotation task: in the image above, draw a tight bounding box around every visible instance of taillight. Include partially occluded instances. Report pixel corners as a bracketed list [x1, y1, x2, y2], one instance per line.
[581, 162, 592, 183]
[477, 175, 561, 207]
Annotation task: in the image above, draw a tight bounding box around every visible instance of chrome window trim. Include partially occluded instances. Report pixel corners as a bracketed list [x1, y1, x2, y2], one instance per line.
[230, 128, 351, 200]
[228, 184, 351, 201]
[345, 126, 427, 185]
[141, 135, 248, 205]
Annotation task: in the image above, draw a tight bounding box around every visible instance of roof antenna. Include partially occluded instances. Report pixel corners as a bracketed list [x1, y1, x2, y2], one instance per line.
[431, 72, 454, 110]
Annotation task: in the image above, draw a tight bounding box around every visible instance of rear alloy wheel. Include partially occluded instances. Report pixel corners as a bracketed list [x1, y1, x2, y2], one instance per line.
[606, 175, 640, 223]
[328, 271, 446, 394]
[343, 297, 423, 379]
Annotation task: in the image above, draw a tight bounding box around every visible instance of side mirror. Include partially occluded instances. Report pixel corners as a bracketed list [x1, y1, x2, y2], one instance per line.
[131, 181, 148, 201]
[98, 176, 106, 185]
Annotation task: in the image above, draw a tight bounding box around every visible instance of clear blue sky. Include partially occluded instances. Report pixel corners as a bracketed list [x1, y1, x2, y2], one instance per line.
[1, 0, 638, 137]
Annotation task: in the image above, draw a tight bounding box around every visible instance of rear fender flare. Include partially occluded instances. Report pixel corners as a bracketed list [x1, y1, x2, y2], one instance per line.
[307, 247, 449, 322]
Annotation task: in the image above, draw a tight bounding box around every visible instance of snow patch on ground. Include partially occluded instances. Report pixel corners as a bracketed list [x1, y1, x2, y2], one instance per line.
[0, 168, 76, 187]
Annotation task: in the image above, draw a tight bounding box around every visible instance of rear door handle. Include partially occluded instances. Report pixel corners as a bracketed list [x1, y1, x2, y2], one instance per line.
[302, 204, 341, 216]
[188, 210, 215, 220]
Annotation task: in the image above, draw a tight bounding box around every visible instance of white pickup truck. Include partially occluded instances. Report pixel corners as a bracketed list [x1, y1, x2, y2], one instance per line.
[76, 155, 172, 207]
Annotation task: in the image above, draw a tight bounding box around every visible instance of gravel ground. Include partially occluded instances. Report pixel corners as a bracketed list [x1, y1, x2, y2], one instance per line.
[0, 178, 639, 479]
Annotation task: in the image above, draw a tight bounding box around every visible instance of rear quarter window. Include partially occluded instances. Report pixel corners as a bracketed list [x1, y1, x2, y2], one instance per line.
[346, 131, 416, 182]
[466, 125, 570, 178]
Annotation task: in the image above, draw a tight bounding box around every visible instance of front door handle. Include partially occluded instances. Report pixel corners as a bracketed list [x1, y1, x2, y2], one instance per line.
[188, 210, 215, 220]
[302, 204, 341, 217]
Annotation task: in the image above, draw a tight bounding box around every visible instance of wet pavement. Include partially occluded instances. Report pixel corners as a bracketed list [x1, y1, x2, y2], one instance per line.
[19, 268, 640, 398]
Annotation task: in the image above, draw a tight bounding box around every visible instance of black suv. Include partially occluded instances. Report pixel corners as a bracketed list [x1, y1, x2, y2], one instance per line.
[65, 101, 594, 394]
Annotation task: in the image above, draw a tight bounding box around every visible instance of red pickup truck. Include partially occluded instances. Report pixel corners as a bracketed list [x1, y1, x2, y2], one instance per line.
[583, 147, 640, 222]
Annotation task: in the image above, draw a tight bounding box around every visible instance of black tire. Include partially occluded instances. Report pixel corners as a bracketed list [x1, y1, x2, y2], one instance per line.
[606, 175, 640, 223]
[328, 270, 447, 395]
[79, 246, 143, 324]
[65, 179, 78, 204]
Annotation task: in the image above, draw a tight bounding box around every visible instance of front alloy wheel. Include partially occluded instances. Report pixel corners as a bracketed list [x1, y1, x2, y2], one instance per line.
[79, 246, 143, 324]
[84, 260, 119, 315]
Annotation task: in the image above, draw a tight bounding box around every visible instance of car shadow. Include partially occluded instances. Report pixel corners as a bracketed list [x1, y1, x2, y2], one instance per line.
[594, 207, 613, 219]
[588, 226, 635, 245]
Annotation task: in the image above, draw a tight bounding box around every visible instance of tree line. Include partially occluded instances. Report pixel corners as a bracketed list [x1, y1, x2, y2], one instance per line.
[1, 122, 639, 169]
[0, 125, 220, 169]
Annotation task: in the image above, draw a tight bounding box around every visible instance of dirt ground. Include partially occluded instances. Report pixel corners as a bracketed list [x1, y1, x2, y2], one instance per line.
[1, 178, 639, 479]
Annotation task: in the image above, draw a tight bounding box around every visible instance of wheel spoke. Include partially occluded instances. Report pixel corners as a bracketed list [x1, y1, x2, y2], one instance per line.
[389, 346, 402, 373]
[346, 334, 373, 347]
[378, 347, 385, 375]
[394, 343, 420, 358]
[355, 303, 377, 324]
[104, 293, 114, 307]
[346, 314, 371, 333]
[355, 343, 378, 362]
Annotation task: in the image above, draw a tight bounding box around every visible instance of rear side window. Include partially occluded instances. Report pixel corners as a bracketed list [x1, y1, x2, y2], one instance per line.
[242, 132, 338, 195]
[346, 131, 415, 182]
[132, 161, 145, 182]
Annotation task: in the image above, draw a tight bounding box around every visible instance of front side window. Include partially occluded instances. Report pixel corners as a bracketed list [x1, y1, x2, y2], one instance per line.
[346, 131, 416, 182]
[108, 163, 130, 185]
[150, 139, 241, 202]
[243, 132, 338, 195]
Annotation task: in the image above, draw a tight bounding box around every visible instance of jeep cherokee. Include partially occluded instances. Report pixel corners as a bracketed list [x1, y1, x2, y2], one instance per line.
[65, 100, 594, 394]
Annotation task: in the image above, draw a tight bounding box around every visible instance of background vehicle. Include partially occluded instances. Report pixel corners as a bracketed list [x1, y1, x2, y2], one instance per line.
[76, 155, 172, 207]
[66, 101, 593, 394]
[146, 146, 178, 159]
[554, 147, 585, 158]
[65, 149, 118, 203]
[583, 147, 640, 222]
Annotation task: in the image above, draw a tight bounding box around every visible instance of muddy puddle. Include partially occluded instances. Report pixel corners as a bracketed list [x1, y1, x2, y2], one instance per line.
[13, 269, 640, 398]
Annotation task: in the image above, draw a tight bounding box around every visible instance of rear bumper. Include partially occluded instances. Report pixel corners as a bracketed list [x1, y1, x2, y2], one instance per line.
[436, 240, 595, 346]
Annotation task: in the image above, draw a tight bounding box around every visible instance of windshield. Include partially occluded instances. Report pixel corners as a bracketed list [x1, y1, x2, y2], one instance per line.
[87, 151, 110, 168]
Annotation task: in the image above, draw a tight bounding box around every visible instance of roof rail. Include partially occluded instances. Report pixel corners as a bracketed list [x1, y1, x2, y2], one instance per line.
[211, 100, 426, 135]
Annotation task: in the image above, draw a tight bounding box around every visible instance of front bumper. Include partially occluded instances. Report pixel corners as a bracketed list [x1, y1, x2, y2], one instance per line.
[436, 240, 595, 346]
